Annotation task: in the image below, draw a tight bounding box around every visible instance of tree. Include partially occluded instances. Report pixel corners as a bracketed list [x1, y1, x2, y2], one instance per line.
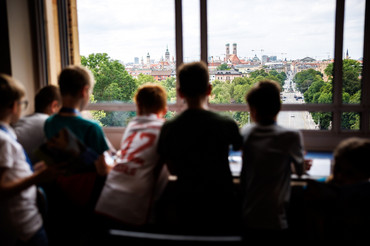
[293, 69, 323, 94]
[217, 63, 230, 70]
[81, 53, 137, 102]
[324, 59, 362, 96]
[160, 77, 176, 103]
[249, 69, 268, 78]
[295, 59, 362, 130]
[135, 73, 156, 87]
[81, 53, 138, 126]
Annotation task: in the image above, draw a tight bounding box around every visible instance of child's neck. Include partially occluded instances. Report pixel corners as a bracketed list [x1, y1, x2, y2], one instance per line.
[0, 116, 11, 125]
[60, 97, 84, 115]
[61, 97, 82, 110]
[185, 96, 208, 110]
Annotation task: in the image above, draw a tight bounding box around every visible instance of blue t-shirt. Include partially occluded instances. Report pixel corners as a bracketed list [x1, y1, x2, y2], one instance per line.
[44, 114, 109, 155]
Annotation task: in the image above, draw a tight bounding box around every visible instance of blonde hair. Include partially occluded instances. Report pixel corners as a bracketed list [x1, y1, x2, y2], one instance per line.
[134, 83, 167, 114]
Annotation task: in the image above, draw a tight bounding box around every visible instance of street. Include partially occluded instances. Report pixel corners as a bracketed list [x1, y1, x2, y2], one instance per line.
[277, 74, 318, 130]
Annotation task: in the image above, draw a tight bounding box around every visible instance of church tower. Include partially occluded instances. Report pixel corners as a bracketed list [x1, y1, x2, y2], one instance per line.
[233, 43, 237, 56]
[165, 45, 170, 62]
[147, 52, 150, 64]
[225, 43, 230, 60]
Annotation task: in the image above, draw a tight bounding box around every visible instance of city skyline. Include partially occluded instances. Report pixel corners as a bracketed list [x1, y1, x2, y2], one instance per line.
[77, 0, 365, 63]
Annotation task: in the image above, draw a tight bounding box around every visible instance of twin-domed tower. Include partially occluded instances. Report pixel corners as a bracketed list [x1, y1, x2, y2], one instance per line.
[225, 43, 237, 60]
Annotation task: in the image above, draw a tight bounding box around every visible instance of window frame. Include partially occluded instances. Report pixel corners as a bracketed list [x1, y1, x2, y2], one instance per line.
[81, 0, 370, 151]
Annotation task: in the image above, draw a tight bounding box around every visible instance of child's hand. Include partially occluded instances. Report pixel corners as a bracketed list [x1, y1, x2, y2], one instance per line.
[34, 161, 67, 183]
[95, 153, 114, 176]
[304, 159, 313, 171]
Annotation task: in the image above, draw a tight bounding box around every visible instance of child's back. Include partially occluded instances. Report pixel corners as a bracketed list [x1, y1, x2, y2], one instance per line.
[157, 61, 242, 235]
[95, 83, 168, 227]
[42, 65, 110, 245]
[241, 122, 303, 229]
[240, 80, 304, 244]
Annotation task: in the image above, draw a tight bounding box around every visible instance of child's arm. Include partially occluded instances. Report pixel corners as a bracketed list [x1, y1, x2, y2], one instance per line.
[0, 162, 63, 198]
[94, 152, 114, 176]
[290, 131, 305, 176]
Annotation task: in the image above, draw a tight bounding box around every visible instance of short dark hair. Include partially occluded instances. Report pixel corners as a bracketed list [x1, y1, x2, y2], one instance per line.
[35, 85, 62, 113]
[58, 65, 94, 97]
[333, 137, 370, 183]
[134, 83, 167, 114]
[177, 61, 210, 98]
[246, 79, 281, 122]
[0, 74, 25, 115]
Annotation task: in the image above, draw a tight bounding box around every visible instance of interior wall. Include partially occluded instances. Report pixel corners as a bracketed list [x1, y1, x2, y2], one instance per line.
[6, 0, 37, 116]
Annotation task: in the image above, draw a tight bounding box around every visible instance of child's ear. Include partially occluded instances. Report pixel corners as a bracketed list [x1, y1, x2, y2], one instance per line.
[50, 100, 61, 114]
[206, 84, 212, 96]
[177, 88, 184, 99]
[11, 101, 18, 114]
[81, 85, 90, 98]
[161, 106, 168, 117]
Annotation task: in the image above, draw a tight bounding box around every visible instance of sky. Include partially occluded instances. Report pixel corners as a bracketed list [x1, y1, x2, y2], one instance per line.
[77, 0, 365, 63]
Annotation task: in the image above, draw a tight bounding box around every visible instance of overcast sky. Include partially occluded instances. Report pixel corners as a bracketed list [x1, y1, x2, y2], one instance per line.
[77, 0, 365, 63]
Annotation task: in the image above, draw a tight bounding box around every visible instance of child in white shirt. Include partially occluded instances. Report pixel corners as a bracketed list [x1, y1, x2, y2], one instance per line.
[95, 83, 168, 227]
[0, 74, 62, 246]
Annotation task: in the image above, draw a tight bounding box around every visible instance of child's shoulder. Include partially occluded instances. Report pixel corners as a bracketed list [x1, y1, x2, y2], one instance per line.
[241, 123, 301, 138]
[47, 114, 101, 128]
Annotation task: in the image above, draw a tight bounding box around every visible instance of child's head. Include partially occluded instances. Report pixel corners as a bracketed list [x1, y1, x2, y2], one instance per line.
[134, 83, 167, 117]
[332, 137, 370, 185]
[0, 74, 26, 122]
[58, 65, 94, 108]
[246, 79, 281, 124]
[177, 61, 210, 99]
[35, 85, 62, 114]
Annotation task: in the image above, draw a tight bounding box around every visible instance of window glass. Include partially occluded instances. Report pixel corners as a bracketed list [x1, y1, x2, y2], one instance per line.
[83, 110, 176, 127]
[183, 0, 200, 62]
[216, 111, 250, 128]
[341, 112, 360, 130]
[215, 110, 330, 130]
[77, 0, 176, 102]
[208, 0, 336, 106]
[342, 0, 365, 104]
[77, 0, 176, 125]
[277, 111, 332, 130]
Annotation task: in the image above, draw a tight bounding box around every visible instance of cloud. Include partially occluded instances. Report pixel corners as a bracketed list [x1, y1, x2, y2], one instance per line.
[77, 0, 365, 62]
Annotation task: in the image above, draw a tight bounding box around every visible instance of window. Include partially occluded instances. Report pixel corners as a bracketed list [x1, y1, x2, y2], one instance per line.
[77, 0, 176, 127]
[75, 0, 369, 151]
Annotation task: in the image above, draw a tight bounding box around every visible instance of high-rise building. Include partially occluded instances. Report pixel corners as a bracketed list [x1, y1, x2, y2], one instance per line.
[134, 57, 139, 64]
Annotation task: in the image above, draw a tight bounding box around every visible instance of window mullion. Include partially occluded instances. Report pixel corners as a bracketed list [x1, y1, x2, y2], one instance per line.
[361, 0, 370, 133]
[175, 0, 183, 112]
[332, 0, 345, 133]
[200, 0, 207, 64]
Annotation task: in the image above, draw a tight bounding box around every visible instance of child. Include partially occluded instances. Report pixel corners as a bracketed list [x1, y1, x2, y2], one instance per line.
[95, 83, 168, 228]
[157, 61, 243, 235]
[304, 138, 370, 244]
[330, 137, 370, 185]
[13, 85, 61, 164]
[240, 79, 305, 244]
[43, 65, 110, 245]
[0, 74, 61, 246]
